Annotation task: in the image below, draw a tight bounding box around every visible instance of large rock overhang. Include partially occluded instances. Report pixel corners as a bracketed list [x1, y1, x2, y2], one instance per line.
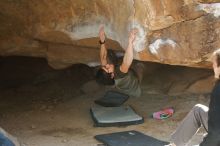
[0, 0, 219, 69]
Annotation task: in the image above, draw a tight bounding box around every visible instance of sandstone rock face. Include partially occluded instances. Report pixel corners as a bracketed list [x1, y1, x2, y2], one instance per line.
[0, 0, 220, 68]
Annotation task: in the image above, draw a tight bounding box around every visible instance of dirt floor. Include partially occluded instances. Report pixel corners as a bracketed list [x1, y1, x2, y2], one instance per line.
[0, 56, 213, 146]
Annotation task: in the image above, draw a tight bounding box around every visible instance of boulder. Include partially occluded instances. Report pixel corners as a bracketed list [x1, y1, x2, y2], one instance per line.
[0, 0, 219, 68]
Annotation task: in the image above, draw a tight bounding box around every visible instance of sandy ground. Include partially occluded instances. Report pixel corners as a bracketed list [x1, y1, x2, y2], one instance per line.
[0, 57, 212, 146]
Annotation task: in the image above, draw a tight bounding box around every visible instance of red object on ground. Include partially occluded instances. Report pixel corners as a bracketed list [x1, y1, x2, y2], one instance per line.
[152, 107, 174, 120]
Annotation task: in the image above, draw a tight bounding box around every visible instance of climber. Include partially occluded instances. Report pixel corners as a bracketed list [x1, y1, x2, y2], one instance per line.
[166, 49, 220, 146]
[95, 26, 145, 97]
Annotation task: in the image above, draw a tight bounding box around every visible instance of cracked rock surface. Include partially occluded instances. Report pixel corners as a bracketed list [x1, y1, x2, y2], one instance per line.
[0, 0, 220, 68]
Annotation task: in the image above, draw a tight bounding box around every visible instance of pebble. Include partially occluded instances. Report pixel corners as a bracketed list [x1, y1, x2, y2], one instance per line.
[61, 139, 68, 143]
[31, 125, 36, 129]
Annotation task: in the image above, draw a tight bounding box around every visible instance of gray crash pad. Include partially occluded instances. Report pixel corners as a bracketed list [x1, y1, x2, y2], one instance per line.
[90, 106, 144, 127]
[95, 130, 169, 146]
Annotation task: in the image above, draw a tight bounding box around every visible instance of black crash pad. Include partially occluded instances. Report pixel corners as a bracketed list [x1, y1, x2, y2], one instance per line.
[90, 106, 144, 127]
[95, 130, 169, 146]
[95, 91, 129, 107]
